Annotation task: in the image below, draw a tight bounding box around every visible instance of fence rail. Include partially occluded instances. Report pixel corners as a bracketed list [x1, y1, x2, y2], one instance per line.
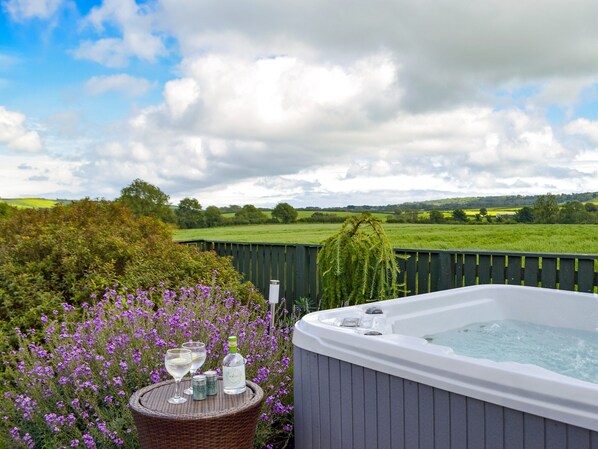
[182, 239, 598, 305]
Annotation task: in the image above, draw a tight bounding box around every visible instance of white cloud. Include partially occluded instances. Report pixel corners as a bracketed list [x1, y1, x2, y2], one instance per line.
[565, 118, 598, 145]
[0, 154, 82, 197]
[0, 106, 42, 152]
[3, 0, 63, 22]
[465, 109, 566, 172]
[77, 48, 580, 207]
[6, 0, 598, 205]
[85, 73, 155, 97]
[172, 52, 400, 139]
[574, 150, 598, 163]
[77, 52, 403, 195]
[159, 0, 598, 111]
[164, 78, 200, 119]
[524, 77, 598, 117]
[73, 0, 166, 67]
[74, 38, 131, 69]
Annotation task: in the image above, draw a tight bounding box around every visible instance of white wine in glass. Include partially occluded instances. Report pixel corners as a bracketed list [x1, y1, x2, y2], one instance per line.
[165, 348, 192, 404]
[182, 341, 207, 395]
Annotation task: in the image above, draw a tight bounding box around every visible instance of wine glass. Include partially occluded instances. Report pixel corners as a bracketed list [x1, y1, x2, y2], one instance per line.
[182, 341, 207, 395]
[164, 348, 192, 404]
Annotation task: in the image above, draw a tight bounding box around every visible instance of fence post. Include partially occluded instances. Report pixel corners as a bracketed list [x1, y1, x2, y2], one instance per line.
[436, 252, 454, 291]
[295, 244, 307, 301]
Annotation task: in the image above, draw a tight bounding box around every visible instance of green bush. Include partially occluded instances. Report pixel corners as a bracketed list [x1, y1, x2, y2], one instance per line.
[0, 202, 18, 219]
[0, 199, 262, 338]
[297, 212, 346, 223]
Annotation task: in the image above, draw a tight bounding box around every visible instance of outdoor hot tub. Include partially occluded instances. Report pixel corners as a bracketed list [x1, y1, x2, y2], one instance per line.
[293, 284, 598, 449]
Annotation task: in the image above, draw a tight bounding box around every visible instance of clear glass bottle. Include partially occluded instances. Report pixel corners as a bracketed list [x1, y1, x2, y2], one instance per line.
[222, 336, 246, 394]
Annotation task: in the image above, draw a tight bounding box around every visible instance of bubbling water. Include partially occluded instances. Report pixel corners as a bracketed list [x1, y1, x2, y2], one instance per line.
[426, 320, 598, 384]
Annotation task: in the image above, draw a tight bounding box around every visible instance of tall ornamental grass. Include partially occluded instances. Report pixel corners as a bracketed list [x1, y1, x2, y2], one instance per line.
[0, 283, 293, 449]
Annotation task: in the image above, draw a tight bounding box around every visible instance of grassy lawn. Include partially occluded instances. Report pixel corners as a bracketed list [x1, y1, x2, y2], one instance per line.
[175, 223, 598, 254]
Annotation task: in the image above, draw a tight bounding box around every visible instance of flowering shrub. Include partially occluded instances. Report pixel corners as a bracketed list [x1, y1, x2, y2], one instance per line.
[0, 284, 293, 448]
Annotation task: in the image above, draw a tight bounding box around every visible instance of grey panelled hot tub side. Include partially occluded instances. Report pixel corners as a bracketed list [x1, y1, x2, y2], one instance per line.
[294, 346, 598, 449]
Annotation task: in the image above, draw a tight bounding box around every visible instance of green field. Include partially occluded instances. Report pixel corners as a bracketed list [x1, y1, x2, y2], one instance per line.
[175, 223, 598, 254]
[230, 208, 518, 220]
[221, 210, 392, 221]
[1, 198, 63, 208]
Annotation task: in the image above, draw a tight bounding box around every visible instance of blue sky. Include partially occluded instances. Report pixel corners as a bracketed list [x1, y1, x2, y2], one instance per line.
[2, 0, 598, 207]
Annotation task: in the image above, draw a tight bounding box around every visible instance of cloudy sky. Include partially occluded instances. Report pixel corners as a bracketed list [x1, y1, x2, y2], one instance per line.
[2, 0, 598, 207]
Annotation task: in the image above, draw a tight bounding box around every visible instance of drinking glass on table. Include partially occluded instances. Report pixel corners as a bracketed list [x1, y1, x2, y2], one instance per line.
[164, 348, 193, 404]
[182, 340, 207, 395]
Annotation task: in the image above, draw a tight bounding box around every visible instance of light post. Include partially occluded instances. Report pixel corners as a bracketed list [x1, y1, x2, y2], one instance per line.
[269, 280, 280, 334]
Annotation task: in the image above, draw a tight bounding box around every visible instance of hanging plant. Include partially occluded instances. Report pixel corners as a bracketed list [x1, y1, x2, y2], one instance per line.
[317, 213, 404, 309]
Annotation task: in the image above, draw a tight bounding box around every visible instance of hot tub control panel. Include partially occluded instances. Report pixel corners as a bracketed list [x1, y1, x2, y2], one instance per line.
[323, 305, 393, 335]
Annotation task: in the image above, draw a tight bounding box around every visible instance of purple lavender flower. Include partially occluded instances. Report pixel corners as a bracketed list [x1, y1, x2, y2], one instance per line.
[22, 433, 34, 449]
[150, 370, 161, 383]
[1, 283, 294, 448]
[82, 433, 96, 448]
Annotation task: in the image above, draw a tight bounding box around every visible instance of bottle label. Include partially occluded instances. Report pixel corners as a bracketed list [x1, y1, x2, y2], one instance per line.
[223, 365, 245, 389]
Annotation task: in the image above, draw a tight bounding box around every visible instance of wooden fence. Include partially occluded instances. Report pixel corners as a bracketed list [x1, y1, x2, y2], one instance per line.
[182, 239, 598, 306]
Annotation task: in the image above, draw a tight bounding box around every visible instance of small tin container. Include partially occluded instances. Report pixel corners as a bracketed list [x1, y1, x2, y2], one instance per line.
[192, 374, 207, 401]
[205, 370, 218, 396]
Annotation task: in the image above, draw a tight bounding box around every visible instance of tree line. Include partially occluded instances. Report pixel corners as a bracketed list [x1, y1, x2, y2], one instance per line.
[388, 194, 598, 224]
[4, 180, 597, 227]
[79, 181, 598, 227]
[115, 179, 301, 228]
[114, 179, 354, 228]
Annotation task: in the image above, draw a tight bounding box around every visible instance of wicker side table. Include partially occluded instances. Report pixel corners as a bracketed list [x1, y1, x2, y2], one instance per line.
[129, 378, 264, 449]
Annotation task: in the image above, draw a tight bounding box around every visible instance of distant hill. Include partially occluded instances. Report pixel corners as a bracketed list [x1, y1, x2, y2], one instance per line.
[4, 191, 598, 213]
[305, 192, 598, 213]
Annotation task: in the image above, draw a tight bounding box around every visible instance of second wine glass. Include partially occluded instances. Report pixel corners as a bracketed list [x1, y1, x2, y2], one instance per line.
[182, 340, 207, 395]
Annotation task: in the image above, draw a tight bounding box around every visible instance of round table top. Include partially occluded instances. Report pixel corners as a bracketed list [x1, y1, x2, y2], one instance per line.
[129, 378, 263, 421]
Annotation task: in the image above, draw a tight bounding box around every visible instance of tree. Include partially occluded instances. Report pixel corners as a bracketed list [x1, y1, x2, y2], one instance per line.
[298, 212, 345, 223]
[116, 179, 174, 222]
[585, 202, 598, 213]
[452, 209, 468, 222]
[479, 207, 488, 217]
[514, 206, 534, 223]
[234, 204, 268, 224]
[389, 208, 419, 223]
[272, 202, 298, 223]
[429, 210, 445, 223]
[219, 204, 242, 214]
[204, 206, 223, 227]
[559, 201, 590, 224]
[176, 198, 204, 229]
[317, 213, 404, 309]
[404, 209, 419, 223]
[533, 194, 559, 224]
